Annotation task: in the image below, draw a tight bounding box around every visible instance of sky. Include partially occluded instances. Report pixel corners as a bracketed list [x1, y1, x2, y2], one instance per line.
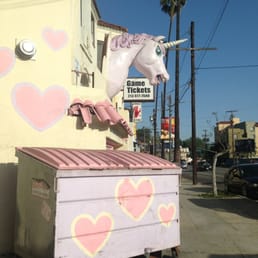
[96, 0, 258, 141]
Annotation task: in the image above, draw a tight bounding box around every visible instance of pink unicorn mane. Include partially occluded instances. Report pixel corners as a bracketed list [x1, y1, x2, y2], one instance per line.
[110, 33, 154, 51]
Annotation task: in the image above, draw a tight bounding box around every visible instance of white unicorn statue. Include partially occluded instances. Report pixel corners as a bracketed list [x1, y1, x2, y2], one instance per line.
[105, 32, 187, 98]
[68, 33, 187, 134]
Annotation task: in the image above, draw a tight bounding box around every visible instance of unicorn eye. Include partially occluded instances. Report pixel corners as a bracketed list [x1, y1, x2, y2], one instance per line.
[156, 45, 162, 56]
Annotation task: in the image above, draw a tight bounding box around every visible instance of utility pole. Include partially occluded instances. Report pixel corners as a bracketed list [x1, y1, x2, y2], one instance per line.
[202, 129, 209, 160]
[202, 129, 209, 141]
[226, 110, 238, 163]
[161, 92, 165, 158]
[161, 12, 173, 160]
[168, 19, 216, 170]
[168, 95, 173, 161]
[190, 21, 197, 185]
[152, 108, 157, 156]
[189, 21, 216, 184]
[212, 112, 218, 122]
[173, 1, 181, 163]
[153, 85, 159, 156]
[160, 0, 186, 161]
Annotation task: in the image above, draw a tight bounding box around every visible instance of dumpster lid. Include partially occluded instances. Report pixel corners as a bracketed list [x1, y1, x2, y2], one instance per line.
[16, 147, 179, 170]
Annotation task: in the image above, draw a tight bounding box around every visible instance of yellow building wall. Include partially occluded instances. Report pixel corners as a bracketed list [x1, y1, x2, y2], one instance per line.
[0, 0, 132, 252]
[0, 0, 111, 165]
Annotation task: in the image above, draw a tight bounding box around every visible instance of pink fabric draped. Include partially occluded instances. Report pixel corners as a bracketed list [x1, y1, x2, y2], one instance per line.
[95, 100, 122, 125]
[68, 99, 133, 136]
[68, 99, 94, 125]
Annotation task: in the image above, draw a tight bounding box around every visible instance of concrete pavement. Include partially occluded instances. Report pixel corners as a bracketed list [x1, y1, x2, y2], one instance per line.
[164, 175, 258, 258]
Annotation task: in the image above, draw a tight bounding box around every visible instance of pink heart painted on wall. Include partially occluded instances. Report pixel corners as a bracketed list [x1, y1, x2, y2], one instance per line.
[71, 213, 114, 257]
[158, 203, 176, 227]
[42, 27, 68, 50]
[12, 83, 69, 131]
[0, 47, 15, 77]
[116, 177, 154, 221]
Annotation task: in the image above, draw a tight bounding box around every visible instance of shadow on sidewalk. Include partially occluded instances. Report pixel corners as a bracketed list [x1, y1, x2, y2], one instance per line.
[189, 197, 258, 220]
[209, 255, 258, 258]
[183, 186, 212, 193]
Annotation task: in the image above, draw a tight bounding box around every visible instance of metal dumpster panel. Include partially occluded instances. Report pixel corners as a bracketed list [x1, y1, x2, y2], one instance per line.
[54, 175, 180, 258]
[14, 147, 181, 258]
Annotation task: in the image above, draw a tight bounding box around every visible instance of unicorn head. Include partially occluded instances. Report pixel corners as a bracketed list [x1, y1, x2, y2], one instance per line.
[133, 36, 187, 86]
[107, 33, 187, 98]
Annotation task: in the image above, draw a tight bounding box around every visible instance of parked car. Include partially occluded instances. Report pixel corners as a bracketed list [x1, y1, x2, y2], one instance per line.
[224, 163, 258, 199]
[197, 161, 212, 171]
[180, 160, 188, 169]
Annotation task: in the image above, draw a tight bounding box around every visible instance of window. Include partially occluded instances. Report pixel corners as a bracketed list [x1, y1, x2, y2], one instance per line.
[97, 40, 104, 71]
[80, 71, 90, 87]
[97, 34, 108, 72]
[80, 0, 83, 26]
[91, 13, 95, 46]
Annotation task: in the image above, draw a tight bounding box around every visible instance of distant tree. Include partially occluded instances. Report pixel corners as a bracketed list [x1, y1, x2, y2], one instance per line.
[136, 127, 152, 144]
[183, 135, 229, 197]
[181, 137, 206, 153]
[136, 127, 152, 153]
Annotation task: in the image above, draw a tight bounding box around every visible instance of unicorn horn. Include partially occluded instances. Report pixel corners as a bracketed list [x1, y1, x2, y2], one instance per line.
[163, 38, 188, 49]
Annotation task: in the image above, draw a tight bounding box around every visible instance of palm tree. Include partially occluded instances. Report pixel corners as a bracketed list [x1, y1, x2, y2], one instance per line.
[159, 0, 176, 159]
[160, 0, 176, 112]
[160, 0, 185, 106]
[160, 0, 186, 161]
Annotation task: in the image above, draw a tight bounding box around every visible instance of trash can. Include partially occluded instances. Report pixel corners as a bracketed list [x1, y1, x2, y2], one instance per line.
[14, 147, 181, 258]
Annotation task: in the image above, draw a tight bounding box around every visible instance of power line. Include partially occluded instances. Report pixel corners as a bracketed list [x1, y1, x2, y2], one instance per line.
[197, 64, 258, 70]
[179, 81, 191, 102]
[173, 0, 227, 104]
[197, 0, 229, 68]
[166, 0, 227, 137]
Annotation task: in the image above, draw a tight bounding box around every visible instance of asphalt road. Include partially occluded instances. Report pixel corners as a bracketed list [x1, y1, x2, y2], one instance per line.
[181, 166, 227, 191]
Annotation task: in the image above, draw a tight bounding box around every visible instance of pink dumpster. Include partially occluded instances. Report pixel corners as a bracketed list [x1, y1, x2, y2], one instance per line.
[14, 147, 181, 258]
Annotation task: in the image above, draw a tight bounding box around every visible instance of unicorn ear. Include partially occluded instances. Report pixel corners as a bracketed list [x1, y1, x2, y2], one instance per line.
[154, 36, 166, 43]
[163, 38, 188, 48]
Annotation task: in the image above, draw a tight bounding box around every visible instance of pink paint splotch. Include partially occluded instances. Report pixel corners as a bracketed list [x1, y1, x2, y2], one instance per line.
[42, 27, 68, 51]
[12, 83, 69, 131]
[0, 47, 15, 77]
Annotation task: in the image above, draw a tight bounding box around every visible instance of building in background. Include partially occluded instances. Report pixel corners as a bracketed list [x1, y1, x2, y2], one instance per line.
[215, 118, 258, 161]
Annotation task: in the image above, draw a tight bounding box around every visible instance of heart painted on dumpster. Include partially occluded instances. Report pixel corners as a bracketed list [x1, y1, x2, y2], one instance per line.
[12, 83, 69, 131]
[0, 47, 15, 77]
[116, 177, 154, 221]
[71, 213, 114, 257]
[42, 27, 68, 50]
[158, 203, 176, 227]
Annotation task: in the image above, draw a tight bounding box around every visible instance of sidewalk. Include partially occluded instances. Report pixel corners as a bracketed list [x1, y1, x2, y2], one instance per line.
[168, 176, 258, 258]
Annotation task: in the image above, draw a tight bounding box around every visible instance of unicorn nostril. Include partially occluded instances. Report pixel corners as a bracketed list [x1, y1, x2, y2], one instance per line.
[156, 74, 168, 84]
